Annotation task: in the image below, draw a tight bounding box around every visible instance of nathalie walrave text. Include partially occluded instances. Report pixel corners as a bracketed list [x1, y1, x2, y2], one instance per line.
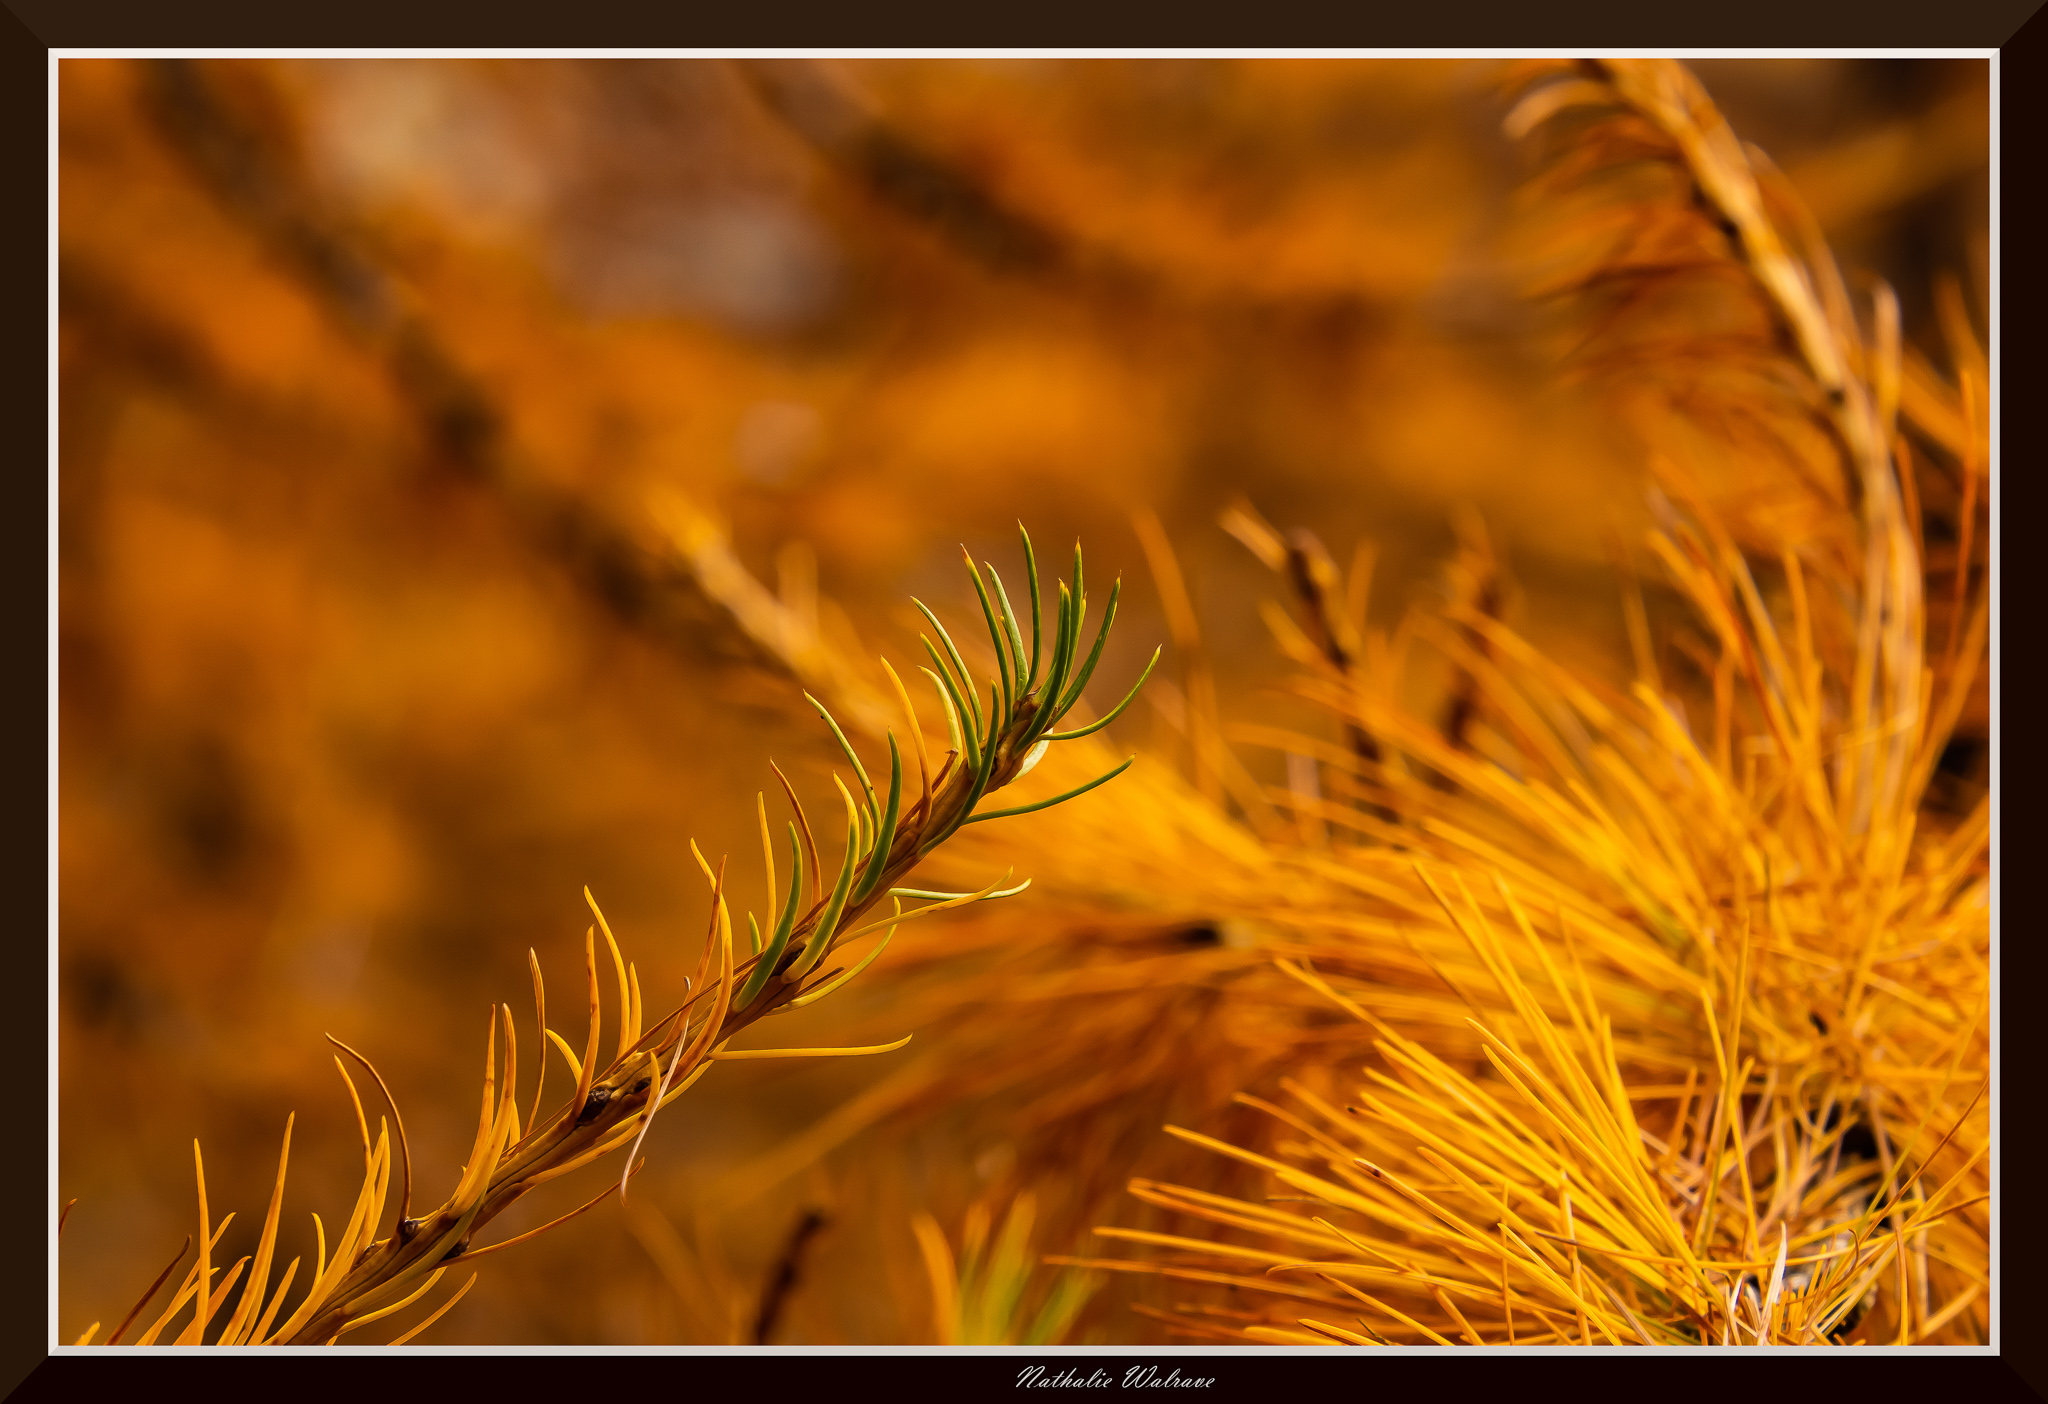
[1018, 1367, 1217, 1389]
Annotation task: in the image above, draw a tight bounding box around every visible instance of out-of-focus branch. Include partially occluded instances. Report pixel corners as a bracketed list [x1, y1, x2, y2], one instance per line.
[751, 1207, 829, 1344]
[136, 59, 788, 681]
[60, 258, 223, 403]
[1784, 85, 1988, 235]
[736, 60, 1076, 283]
[648, 489, 897, 737]
[731, 58, 1395, 343]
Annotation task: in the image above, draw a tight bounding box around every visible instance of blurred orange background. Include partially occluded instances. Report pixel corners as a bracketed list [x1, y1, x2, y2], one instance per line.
[57, 57, 1988, 1344]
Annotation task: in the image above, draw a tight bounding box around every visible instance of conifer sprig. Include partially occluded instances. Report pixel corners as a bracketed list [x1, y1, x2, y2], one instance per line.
[84, 529, 1152, 1346]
